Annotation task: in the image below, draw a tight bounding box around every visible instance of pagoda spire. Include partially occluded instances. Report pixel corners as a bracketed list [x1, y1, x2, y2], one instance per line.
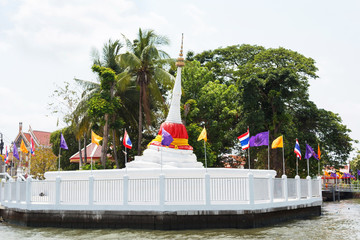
[165, 34, 184, 124]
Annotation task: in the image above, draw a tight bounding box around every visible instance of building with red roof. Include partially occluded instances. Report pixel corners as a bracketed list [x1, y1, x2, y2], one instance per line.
[69, 143, 113, 164]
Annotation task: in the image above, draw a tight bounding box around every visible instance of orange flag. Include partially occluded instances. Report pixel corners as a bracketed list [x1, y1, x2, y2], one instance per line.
[197, 127, 207, 142]
[20, 139, 28, 153]
[91, 130, 103, 146]
[271, 136, 283, 149]
[318, 144, 321, 159]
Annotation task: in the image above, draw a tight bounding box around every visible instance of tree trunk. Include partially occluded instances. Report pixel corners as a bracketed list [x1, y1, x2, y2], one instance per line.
[84, 133, 87, 164]
[101, 113, 109, 167]
[112, 128, 119, 169]
[137, 83, 143, 155]
[78, 138, 83, 169]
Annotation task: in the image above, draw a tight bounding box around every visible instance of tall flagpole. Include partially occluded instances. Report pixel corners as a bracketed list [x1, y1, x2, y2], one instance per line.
[204, 140, 207, 172]
[296, 156, 299, 176]
[160, 147, 163, 172]
[307, 158, 310, 177]
[90, 144, 98, 174]
[248, 147, 250, 170]
[125, 146, 128, 174]
[282, 136, 285, 175]
[305, 141, 309, 176]
[58, 147, 61, 174]
[19, 150, 22, 175]
[11, 154, 13, 177]
[268, 130, 270, 170]
[29, 153, 31, 176]
[248, 127, 250, 170]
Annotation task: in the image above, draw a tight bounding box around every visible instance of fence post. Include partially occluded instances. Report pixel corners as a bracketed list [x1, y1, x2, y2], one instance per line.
[16, 177, 21, 203]
[248, 172, 254, 206]
[7, 178, 13, 202]
[317, 176, 322, 198]
[282, 175, 288, 202]
[205, 173, 211, 207]
[268, 174, 274, 203]
[0, 178, 5, 203]
[295, 175, 300, 200]
[26, 176, 32, 206]
[159, 173, 165, 209]
[307, 176, 312, 199]
[89, 175, 94, 206]
[55, 176, 61, 208]
[123, 175, 128, 206]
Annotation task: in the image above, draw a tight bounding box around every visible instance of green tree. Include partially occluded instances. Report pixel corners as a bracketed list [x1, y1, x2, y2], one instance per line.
[31, 146, 57, 179]
[50, 128, 78, 171]
[192, 44, 352, 175]
[118, 28, 174, 155]
[350, 151, 360, 175]
[90, 65, 122, 167]
[181, 60, 241, 166]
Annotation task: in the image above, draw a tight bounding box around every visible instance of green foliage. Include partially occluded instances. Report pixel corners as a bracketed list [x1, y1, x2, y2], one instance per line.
[187, 123, 217, 167]
[81, 160, 114, 170]
[50, 127, 78, 170]
[31, 147, 57, 179]
[351, 151, 360, 174]
[190, 44, 353, 175]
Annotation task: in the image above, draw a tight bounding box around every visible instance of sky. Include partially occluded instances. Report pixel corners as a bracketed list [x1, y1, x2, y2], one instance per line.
[0, 0, 359, 158]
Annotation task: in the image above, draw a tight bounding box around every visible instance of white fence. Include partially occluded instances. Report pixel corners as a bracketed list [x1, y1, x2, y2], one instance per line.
[0, 173, 322, 212]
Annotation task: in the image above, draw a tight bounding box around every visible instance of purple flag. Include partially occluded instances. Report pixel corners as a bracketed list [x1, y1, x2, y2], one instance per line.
[357, 169, 360, 176]
[60, 133, 68, 150]
[249, 131, 269, 147]
[161, 128, 173, 146]
[330, 172, 337, 178]
[13, 143, 19, 160]
[305, 144, 319, 160]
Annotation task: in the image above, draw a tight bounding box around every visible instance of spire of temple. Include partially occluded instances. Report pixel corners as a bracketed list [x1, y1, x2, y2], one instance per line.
[166, 34, 184, 124]
[175, 33, 185, 68]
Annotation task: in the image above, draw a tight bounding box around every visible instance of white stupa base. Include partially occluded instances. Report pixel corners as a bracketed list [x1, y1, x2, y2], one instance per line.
[126, 145, 204, 168]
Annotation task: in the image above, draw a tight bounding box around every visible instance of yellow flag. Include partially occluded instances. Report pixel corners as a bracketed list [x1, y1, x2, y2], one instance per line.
[271, 136, 283, 149]
[20, 139, 28, 153]
[91, 130, 103, 146]
[197, 127, 207, 142]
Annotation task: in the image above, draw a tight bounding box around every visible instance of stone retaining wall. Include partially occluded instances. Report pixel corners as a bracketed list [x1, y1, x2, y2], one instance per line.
[0, 205, 321, 230]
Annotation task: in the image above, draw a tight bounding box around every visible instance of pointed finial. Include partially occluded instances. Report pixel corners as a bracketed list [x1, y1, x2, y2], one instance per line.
[176, 33, 185, 67]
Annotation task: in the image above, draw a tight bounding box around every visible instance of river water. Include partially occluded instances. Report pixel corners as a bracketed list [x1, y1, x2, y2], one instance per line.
[1, 199, 360, 240]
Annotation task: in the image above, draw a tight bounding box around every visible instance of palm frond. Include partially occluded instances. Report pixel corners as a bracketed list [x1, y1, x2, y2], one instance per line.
[117, 71, 135, 92]
[154, 68, 175, 89]
[141, 45, 159, 63]
[74, 78, 100, 90]
[118, 52, 141, 69]
[122, 33, 134, 52]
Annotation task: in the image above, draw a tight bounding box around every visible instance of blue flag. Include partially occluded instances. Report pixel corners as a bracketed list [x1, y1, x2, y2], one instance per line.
[60, 133, 68, 150]
[249, 131, 269, 147]
[13, 142, 19, 160]
[305, 144, 319, 160]
[161, 128, 174, 146]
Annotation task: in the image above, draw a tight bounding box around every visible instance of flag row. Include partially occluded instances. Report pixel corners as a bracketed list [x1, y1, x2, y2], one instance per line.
[238, 129, 321, 160]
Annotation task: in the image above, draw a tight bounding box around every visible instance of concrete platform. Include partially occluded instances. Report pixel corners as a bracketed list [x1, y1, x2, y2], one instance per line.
[0, 204, 321, 230]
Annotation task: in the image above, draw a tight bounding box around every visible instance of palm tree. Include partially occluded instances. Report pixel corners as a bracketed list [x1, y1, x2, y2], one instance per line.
[118, 28, 174, 155]
[72, 78, 99, 166]
[74, 39, 138, 168]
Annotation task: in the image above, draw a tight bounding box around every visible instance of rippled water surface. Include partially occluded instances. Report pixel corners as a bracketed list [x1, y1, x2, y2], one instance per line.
[1, 199, 360, 240]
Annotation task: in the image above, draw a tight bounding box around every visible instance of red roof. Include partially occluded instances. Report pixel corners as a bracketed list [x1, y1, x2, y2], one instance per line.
[23, 133, 31, 143]
[69, 143, 113, 163]
[32, 130, 51, 146]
